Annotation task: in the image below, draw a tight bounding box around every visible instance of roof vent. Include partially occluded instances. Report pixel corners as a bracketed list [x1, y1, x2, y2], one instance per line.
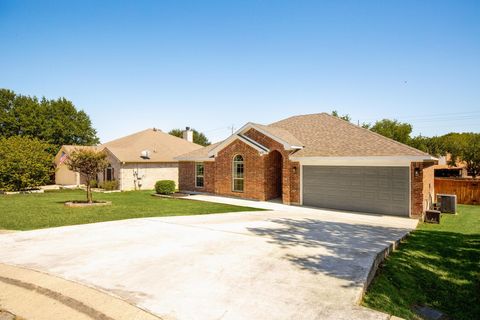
[140, 150, 151, 159]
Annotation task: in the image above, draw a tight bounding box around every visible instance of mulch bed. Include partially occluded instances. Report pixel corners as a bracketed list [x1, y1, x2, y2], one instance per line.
[151, 192, 190, 199]
[64, 201, 112, 208]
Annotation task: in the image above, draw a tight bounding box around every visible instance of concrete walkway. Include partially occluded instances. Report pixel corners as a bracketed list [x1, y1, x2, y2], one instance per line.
[0, 196, 417, 320]
[0, 263, 161, 320]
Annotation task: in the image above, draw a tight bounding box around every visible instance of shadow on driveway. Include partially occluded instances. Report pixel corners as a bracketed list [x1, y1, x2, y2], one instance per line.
[248, 218, 410, 286]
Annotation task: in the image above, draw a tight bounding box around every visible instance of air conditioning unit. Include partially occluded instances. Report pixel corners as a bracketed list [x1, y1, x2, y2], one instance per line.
[436, 194, 457, 214]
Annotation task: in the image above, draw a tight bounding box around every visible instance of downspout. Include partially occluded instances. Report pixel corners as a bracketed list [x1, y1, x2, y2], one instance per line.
[121, 162, 125, 191]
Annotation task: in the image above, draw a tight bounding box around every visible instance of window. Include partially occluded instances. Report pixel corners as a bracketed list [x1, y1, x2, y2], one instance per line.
[104, 165, 114, 181]
[195, 163, 204, 188]
[232, 155, 244, 192]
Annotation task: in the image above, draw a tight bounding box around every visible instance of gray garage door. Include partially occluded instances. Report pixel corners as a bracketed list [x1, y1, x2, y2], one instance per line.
[302, 166, 410, 216]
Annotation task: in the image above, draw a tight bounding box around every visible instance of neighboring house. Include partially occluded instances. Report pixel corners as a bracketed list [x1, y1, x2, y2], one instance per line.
[433, 154, 469, 178]
[55, 128, 202, 190]
[176, 113, 437, 217]
[54, 145, 98, 186]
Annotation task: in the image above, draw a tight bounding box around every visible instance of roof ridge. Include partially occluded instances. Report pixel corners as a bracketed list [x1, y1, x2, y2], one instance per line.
[101, 128, 154, 145]
[323, 113, 430, 156]
[102, 128, 202, 147]
[269, 112, 330, 126]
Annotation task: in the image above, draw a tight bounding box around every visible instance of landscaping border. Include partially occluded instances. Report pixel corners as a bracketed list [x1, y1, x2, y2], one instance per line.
[356, 231, 412, 304]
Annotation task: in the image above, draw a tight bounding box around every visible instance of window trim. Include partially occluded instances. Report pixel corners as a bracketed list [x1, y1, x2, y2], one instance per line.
[232, 154, 244, 192]
[195, 162, 205, 188]
[105, 164, 114, 181]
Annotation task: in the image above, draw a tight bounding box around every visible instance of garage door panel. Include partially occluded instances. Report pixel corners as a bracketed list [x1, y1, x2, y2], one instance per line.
[302, 166, 410, 216]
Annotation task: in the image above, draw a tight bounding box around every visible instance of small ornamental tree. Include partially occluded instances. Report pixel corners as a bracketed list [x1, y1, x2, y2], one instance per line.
[66, 149, 108, 203]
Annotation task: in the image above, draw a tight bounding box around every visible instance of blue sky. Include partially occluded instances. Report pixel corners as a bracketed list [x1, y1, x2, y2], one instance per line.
[1, 0, 479, 143]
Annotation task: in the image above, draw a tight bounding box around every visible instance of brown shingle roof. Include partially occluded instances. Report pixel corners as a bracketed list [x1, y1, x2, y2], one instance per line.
[175, 141, 221, 160]
[101, 129, 203, 162]
[61, 145, 99, 153]
[176, 113, 432, 161]
[251, 123, 304, 147]
[269, 113, 430, 157]
[55, 145, 99, 164]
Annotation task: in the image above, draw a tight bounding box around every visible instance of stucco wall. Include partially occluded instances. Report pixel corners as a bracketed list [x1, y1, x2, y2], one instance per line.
[55, 164, 80, 185]
[97, 154, 122, 188]
[120, 162, 179, 191]
[423, 162, 435, 210]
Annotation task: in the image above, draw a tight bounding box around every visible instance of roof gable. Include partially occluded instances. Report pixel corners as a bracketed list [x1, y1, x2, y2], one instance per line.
[206, 122, 302, 158]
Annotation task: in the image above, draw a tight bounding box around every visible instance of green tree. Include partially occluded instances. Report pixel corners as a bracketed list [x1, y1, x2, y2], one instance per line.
[370, 119, 413, 145]
[331, 110, 351, 122]
[66, 149, 109, 203]
[0, 89, 99, 151]
[409, 135, 446, 156]
[443, 133, 480, 178]
[169, 128, 211, 146]
[0, 136, 53, 191]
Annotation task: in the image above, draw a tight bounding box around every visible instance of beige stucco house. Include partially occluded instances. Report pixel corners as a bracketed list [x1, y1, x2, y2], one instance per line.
[55, 128, 202, 190]
[54, 145, 98, 186]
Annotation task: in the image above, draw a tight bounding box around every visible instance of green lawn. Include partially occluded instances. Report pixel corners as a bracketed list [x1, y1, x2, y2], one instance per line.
[362, 205, 480, 320]
[0, 189, 262, 230]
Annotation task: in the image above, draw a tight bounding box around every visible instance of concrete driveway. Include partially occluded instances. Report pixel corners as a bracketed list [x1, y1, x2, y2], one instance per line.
[0, 196, 417, 320]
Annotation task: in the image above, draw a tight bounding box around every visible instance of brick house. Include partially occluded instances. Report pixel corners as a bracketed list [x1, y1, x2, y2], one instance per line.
[176, 113, 437, 218]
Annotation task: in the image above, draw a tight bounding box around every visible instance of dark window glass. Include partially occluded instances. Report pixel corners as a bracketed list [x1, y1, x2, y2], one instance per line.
[196, 163, 204, 188]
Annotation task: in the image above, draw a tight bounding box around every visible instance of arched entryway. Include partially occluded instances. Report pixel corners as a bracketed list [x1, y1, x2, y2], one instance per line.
[265, 150, 283, 201]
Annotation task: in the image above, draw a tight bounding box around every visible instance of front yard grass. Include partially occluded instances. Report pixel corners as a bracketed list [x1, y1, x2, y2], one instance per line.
[362, 204, 480, 320]
[0, 189, 263, 230]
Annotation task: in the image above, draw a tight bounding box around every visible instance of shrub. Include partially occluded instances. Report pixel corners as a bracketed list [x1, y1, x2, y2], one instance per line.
[100, 180, 119, 191]
[0, 136, 53, 191]
[155, 180, 175, 195]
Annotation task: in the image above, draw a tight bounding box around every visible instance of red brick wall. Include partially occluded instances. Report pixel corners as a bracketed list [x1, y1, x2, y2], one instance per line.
[215, 139, 266, 200]
[178, 128, 301, 204]
[264, 150, 283, 200]
[203, 162, 216, 193]
[289, 161, 301, 204]
[411, 161, 436, 218]
[178, 161, 215, 193]
[179, 161, 195, 191]
[244, 128, 300, 204]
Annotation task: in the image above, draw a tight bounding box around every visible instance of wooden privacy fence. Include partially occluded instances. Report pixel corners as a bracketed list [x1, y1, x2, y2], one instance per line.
[435, 178, 480, 205]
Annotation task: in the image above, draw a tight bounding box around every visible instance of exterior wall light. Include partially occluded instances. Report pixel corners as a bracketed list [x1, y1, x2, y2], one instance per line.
[414, 167, 421, 177]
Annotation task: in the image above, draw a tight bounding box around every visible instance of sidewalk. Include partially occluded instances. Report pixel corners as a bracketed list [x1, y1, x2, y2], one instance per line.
[0, 263, 162, 320]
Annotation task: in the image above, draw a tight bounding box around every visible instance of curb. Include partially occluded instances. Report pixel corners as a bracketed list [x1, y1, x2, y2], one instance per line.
[356, 231, 412, 305]
[0, 263, 163, 320]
